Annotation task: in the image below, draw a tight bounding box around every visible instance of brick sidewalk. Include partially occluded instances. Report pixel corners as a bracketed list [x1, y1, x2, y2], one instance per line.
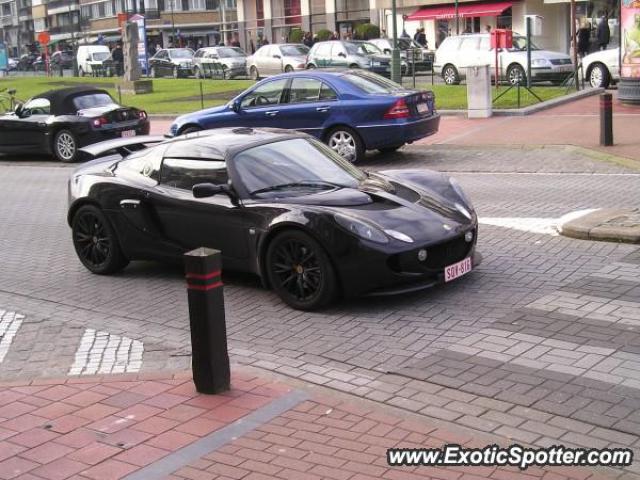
[0, 368, 625, 480]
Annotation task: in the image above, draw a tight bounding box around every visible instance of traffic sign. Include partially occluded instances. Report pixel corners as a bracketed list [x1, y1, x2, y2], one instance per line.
[37, 31, 50, 45]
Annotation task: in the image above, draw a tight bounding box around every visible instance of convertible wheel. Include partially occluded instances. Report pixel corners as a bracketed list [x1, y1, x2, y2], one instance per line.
[589, 63, 610, 89]
[53, 130, 78, 162]
[250, 66, 260, 80]
[266, 230, 337, 310]
[326, 127, 364, 163]
[72, 205, 129, 275]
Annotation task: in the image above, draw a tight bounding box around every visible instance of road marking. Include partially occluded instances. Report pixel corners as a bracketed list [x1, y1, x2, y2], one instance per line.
[0, 310, 24, 363]
[68, 329, 144, 376]
[479, 210, 596, 236]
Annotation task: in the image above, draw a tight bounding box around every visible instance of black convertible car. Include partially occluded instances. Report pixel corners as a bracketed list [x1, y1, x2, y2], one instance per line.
[0, 86, 150, 162]
[68, 128, 479, 310]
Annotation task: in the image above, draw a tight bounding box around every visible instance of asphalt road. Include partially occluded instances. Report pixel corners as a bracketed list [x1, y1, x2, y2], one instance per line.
[2, 145, 640, 475]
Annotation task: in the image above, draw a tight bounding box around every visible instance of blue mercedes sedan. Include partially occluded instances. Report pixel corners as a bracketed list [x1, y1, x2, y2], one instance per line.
[169, 70, 440, 163]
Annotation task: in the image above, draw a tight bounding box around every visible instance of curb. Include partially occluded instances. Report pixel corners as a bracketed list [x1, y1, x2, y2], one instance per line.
[559, 208, 640, 244]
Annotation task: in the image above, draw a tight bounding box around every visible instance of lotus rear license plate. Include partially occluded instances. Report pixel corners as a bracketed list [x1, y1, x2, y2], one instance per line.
[444, 257, 472, 282]
[417, 103, 429, 113]
[121, 130, 135, 137]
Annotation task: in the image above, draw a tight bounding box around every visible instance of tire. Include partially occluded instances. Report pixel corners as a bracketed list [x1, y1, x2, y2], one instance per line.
[53, 129, 78, 163]
[250, 66, 260, 80]
[306, 63, 316, 69]
[265, 230, 337, 310]
[442, 64, 459, 85]
[284, 64, 294, 73]
[507, 64, 526, 86]
[349, 63, 360, 69]
[589, 63, 610, 89]
[378, 145, 403, 154]
[180, 126, 202, 135]
[326, 126, 365, 164]
[72, 204, 129, 275]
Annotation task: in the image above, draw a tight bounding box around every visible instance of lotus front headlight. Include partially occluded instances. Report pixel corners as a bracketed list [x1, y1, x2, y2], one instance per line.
[334, 214, 388, 243]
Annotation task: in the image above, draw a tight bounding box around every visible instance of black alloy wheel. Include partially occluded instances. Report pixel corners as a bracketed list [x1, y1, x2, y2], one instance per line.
[72, 205, 129, 274]
[266, 230, 336, 310]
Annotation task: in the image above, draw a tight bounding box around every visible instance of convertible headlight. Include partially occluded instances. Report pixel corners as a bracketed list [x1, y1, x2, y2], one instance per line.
[449, 178, 474, 213]
[334, 214, 388, 243]
[532, 58, 550, 67]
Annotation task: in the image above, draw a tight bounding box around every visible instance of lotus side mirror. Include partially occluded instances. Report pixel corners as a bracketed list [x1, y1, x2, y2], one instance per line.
[193, 183, 225, 198]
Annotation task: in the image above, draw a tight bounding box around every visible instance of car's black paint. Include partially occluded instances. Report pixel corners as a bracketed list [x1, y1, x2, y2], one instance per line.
[0, 86, 150, 161]
[68, 128, 479, 308]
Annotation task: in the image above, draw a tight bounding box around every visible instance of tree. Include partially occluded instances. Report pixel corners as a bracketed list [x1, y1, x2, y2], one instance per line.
[289, 28, 304, 43]
[355, 23, 381, 40]
[316, 29, 333, 41]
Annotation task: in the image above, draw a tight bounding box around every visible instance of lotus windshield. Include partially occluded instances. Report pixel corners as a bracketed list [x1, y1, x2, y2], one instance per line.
[218, 47, 246, 58]
[510, 36, 540, 51]
[234, 138, 366, 198]
[280, 45, 309, 56]
[170, 48, 193, 58]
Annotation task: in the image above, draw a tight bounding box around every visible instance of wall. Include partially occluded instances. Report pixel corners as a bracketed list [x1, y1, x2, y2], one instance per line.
[513, 0, 570, 52]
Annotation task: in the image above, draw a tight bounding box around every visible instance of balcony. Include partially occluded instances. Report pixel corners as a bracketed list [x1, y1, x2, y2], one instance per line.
[47, 0, 79, 10]
[49, 23, 81, 34]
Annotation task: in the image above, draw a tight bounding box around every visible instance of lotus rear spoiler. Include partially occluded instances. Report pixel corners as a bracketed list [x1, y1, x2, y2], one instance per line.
[79, 135, 167, 159]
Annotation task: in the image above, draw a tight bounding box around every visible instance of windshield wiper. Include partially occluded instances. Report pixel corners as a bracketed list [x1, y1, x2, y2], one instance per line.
[250, 181, 345, 196]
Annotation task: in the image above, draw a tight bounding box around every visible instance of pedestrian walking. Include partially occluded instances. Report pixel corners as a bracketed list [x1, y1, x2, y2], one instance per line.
[597, 12, 610, 50]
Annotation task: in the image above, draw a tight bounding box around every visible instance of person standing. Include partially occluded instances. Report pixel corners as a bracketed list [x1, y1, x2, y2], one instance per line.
[597, 12, 610, 50]
[577, 19, 591, 57]
[111, 43, 123, 76]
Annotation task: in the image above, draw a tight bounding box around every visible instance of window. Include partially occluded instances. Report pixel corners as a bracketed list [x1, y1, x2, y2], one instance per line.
[72, 93, 117, 110]
[342, 72, 403, 94]
[280, 45, 308, 56]
[23, 98, 51, 115]
[161, 158, 228, 190]
[117, 145, 166, 185]
[241, 79, 287, 108]
[104, 1, 114, 16]
[194, 50, 204, 58]
[288, 78, 322, 103]
[331, 43, 346, 57]
[319, 83, 337, 101]
[314, 43, 332, 57]
[190, 0, 205, 10]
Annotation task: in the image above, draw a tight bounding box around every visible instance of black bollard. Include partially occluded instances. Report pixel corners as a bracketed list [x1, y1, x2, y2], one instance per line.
[184, 247, 230, 394]
[600, 92, 613, 147]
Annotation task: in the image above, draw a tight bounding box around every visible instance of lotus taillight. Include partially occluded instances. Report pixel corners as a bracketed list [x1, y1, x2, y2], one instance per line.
[92, 116, 108, 128]
[383, 98, 410, 119]
[138, 110, 147, 120]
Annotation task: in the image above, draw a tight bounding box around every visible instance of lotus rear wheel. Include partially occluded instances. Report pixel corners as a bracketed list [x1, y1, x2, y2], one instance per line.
[266, 230, 337, 310]
[72, 205, 128, 275]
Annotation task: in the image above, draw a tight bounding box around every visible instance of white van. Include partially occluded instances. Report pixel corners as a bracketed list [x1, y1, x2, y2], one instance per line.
[77, 45, 112, 76]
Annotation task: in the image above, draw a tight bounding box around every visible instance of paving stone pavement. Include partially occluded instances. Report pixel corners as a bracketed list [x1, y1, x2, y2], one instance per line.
[1, 146, 640, 476]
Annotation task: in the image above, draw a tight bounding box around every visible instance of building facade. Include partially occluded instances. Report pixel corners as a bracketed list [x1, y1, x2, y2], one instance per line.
[1, 0, 34, 57]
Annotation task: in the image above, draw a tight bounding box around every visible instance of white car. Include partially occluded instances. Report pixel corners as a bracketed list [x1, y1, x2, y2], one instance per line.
[434, 33, 574, 85]
[582, 48, 619, 88]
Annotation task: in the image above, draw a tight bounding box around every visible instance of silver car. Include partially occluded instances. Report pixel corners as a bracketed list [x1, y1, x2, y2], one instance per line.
[369, 38, 434, 74]
[193, 46, 248, 79]
[246, 44, 309, 80]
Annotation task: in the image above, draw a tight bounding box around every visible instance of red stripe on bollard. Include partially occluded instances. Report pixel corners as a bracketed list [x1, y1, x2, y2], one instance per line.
[186, 270, 221, 280]
[187, 281, 224, 291]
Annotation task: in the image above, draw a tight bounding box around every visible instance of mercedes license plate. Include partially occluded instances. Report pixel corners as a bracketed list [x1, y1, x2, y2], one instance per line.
[444, 257, 472, 282]
[417, 103, 429, 114]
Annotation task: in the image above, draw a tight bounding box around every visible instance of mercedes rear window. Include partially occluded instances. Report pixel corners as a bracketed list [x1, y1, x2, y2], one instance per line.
[342, 72, 404, 94]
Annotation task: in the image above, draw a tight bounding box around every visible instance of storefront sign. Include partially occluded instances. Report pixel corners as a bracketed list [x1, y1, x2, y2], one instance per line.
[621, 0, 640, 78]
[129, 14, 148, 74]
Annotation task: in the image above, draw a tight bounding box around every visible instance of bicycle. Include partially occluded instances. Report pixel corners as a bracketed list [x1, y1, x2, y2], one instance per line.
[0, 88, 23, 113]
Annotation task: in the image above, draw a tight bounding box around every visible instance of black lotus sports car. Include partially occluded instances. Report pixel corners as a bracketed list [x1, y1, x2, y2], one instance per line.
[0, 86, 150, 162]
[67, 128, 479, 310]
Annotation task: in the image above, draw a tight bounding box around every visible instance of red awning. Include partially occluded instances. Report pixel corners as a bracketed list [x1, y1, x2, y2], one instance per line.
[407, 1, 512, 20]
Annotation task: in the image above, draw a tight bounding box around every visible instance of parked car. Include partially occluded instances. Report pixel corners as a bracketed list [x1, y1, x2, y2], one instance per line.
[246, 43, 309, 79]
[582, 47, 619, 88]
[306, 40, 394, 77]
[68, 129, 478, 310]
[193, 46, 247, 79]
[50, 50, 74, 71]
[18, 52, 41, 71]
[77, 45, 113, 77]
[148, 48, 194, 78]
[170, 70, 440, 163]
[434, 34, 574, 85]
[369, 37, 434, 73]
[0, 86, 149, 162]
